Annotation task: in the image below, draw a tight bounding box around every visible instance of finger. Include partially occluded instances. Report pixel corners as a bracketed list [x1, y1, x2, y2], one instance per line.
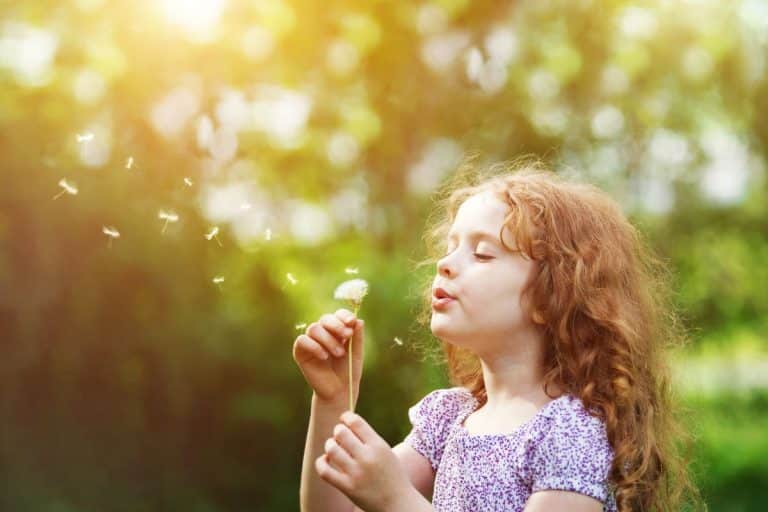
[293, 335, 330, 361]
[306, 322, 346, 358]
[320, 313, 354, 344]
[315, 453, 352, 492]
[334, 308, 357, 327]
[325, 436, 356, 473]
[333, 423, 366, 460]
[340, 411, 379, 445]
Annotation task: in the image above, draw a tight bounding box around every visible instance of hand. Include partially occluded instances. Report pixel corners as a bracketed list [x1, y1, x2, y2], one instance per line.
[315, 411, 415, 512]
[292, 309, 364, 404]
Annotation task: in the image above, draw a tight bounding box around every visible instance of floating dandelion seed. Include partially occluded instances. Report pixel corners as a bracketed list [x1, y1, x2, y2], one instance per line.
[295, 322, 307, 331]
[102, 225, 120, 248]
[53, 178, 78, 200]
[264, 228, 272, 241]
[76, 132, 94, 142]
[393, 336, 403, 346]
[204, 226, 222, 246]
[184, 177, 193, 187]
[333, 278, 369, 412]
[286, 272, 298, 285]
[125, 156, 134, 169]
[212, 275, 225, 290]
[158, 209, 179, 233]
[344, 267, 359, 275]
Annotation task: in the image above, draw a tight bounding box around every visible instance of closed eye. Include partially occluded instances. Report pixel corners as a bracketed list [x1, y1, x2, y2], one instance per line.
[473, 253, 494, 260]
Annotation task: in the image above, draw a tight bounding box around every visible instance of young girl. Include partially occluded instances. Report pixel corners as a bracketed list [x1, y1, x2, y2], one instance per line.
[293, 158, 704, 512]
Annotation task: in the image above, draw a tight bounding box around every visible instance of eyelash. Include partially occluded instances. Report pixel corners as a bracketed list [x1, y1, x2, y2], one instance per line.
[443, 248, 494, 260]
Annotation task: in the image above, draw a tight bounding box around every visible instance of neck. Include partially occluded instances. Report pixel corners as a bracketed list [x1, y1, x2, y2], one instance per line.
[474, 327, 560, 410]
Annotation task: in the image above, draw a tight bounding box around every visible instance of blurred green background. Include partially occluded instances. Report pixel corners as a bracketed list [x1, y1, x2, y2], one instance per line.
[1, 0, 767, 510]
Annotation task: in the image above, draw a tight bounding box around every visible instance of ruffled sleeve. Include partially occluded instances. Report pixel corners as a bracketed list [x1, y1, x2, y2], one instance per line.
[402, 387, 469, 471]
[529, 396, 615, 506]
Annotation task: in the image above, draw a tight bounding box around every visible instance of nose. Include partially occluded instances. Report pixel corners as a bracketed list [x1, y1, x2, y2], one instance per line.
[437, 254, 453, 277]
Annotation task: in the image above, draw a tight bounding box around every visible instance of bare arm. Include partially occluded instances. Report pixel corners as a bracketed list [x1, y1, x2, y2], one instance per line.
[523, 490, 604, 511]
[300, 393, 357, 512]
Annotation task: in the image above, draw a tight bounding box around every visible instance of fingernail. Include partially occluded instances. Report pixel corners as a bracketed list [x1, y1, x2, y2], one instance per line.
[335, 347, 344, 356]
[344, 328, 354, 336]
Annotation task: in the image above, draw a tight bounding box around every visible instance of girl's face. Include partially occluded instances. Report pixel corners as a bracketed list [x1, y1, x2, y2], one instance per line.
[431, 191, 537, 351]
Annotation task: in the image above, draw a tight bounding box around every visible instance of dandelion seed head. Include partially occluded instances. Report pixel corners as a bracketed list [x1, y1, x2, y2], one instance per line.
[333, 278, 369, 304]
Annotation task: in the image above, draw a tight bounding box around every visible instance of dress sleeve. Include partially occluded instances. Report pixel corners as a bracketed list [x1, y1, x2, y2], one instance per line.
[529, 404, 615, 505]
[402, 387, 467, 471]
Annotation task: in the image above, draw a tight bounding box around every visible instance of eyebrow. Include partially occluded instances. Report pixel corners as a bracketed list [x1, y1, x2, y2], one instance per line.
[447, 229, 502, 245]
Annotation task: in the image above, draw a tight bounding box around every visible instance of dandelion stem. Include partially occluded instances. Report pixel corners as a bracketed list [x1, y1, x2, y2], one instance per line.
[52, 189, 65, 200]
[349, 303, 360, 413]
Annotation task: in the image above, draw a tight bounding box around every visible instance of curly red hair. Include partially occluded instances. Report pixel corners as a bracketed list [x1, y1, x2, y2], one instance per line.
[412, 155, 705, 511]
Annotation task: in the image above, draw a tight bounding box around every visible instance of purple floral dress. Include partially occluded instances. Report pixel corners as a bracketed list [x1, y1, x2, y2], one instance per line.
[403, 387, 617, 511]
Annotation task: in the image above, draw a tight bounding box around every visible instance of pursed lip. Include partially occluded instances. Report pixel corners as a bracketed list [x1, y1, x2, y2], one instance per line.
[432, 286, 457, 300]
[431, 286, 457, 309]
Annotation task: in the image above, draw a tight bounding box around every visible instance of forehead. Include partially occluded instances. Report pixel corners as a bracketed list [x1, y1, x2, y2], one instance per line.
[448, 192, 509, 238]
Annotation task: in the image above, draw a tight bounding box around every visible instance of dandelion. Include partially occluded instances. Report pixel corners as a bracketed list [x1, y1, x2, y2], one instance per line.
[205, 226, 222, 246]
[125, 156, 134, 169]
[212, 275, 225, 290]
[76, 132, 94, 142]
[344, 267, 359, 275]
[158, 209, 179, 234]
[102, 225, 120, 248]
[333, 278, 369, 412]
[286, 272, 298, 285]
[184, 177, 193, 187]
[53, 178, 78, 200]
[264, 227, 272, 241]
[295, 322, 307, 331]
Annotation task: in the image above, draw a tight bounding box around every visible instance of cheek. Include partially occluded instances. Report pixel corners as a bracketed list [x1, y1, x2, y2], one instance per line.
[465, 275, 527, 317]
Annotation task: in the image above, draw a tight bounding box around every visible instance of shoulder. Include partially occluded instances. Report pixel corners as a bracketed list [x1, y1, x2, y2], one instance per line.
[406, 386, 475, 429]
[536, 394, 613, 463]
[404, 386, 475, 471]
[409, 386, 474, 415]
[529, 394, 615, 505]
[543, 394, 610, 440]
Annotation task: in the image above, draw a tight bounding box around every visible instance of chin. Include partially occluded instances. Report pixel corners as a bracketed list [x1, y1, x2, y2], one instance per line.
[430, 316, 461, 340]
